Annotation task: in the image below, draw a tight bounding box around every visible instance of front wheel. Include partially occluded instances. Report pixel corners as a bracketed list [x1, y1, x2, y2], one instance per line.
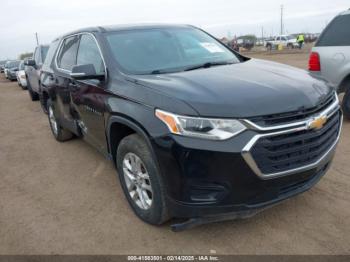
[47, 99, 74, 142]
[116, 134, 169, 225]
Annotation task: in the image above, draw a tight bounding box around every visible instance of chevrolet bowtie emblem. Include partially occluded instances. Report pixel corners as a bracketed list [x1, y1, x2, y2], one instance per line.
[308, 116, 327, 130]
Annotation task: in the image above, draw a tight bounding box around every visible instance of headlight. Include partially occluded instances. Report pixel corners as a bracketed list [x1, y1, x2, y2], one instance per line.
[155, 109, 246, 140]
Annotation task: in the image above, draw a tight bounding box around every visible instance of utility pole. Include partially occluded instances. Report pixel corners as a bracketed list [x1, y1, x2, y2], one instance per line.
[261, 26, 264, 40]
[280, 5, 284, 35]
[35, 32, 39, 45]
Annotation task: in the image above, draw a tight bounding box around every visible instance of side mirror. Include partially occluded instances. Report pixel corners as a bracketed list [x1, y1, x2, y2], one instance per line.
[70, 64, 104, 80]
[25, 59, 36, 66]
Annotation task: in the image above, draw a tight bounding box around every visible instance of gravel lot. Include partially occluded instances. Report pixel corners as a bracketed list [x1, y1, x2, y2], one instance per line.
[0, 52, 349, 255]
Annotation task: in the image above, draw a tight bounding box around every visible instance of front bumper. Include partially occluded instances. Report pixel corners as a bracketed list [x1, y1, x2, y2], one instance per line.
[152, 136, 336, 219]
[151, 99, 342, 219]
[170, 162, 330, 231]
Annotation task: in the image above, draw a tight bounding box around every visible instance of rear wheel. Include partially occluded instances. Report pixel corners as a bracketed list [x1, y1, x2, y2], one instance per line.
[27, 78, 39, 101]
[342, 88, 350, 120]
[47, 99, 74, 142]
[116, 134, 169, 225]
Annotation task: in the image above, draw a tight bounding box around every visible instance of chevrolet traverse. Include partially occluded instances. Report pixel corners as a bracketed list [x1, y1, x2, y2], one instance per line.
[40, 25, 342, 230]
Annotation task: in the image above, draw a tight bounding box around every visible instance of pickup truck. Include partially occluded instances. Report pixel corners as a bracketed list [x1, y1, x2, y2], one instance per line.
[265, 35, 298, 50]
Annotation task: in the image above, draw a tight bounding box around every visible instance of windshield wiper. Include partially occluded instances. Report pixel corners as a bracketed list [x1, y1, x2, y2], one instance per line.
[184, 61, 234, 72]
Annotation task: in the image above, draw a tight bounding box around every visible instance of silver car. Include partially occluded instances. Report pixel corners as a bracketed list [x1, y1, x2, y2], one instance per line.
[310, 9, 350, 119]
[16, 60, 27, 89]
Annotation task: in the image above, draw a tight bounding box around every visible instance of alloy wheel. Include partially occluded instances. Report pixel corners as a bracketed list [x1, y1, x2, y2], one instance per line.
[48, 106, 58, 136]
[122, 152, 153, 210]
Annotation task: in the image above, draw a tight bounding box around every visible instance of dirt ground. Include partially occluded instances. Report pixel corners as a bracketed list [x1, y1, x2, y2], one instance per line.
[0, 52, 349, 255]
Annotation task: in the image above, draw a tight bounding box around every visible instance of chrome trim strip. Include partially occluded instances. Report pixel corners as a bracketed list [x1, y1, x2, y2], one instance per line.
[242, 110, 342, 180]
[242, 94, 339, 131]
[70, 72, 86, 77]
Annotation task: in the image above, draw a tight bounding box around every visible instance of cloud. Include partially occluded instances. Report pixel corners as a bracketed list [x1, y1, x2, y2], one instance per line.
[0, 0, 349, 59]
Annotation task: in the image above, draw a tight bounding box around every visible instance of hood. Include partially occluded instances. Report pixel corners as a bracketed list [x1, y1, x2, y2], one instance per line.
[131, 59, 333, 118]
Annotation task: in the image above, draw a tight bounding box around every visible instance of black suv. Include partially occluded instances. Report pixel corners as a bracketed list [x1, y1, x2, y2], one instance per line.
[41, 25, 342, 230]
[25, 45, 49, 107]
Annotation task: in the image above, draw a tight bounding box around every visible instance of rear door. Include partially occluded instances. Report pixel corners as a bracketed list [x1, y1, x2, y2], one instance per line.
[41, 40, 60, 100]
[54, 35, 81, 134]
[313, 13, 350, 87]
[70, 33, 108, 154]
[27, 47, 39, 91]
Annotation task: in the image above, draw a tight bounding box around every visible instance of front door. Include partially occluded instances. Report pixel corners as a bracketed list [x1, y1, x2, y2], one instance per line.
[69, 34, 108, 154]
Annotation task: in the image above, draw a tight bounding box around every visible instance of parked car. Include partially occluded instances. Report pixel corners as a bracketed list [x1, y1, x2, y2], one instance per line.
[4, 60, 21, 81]
[0, 60, 7, 73]
[25, 45, 49, 102]
[309, 9, 350, 119]
[236, 38, 254, 51]
[265, 35, 298, 50]
[41, 24, 342, 230]
[16, 60, 27, 89]
[3, 60, 14, 78]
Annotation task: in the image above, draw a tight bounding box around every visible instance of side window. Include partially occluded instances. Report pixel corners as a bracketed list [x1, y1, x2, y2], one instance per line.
[41, 46, 49, 64]
[317, 14, 350, 46]
[57, 36, 79, 70]
[276, 37, 281, 41]
[42, 40, 59, 71]
[282, 37, 287, 41]
[77, 34, 105, 74]
[34, 48, 40, 64]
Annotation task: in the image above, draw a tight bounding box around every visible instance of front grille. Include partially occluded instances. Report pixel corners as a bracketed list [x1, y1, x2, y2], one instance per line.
[249, 93, 336, 126]
[250, 110, 341, 174]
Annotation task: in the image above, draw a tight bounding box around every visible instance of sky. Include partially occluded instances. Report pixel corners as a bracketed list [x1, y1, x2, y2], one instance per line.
[0, 0, 348, 60]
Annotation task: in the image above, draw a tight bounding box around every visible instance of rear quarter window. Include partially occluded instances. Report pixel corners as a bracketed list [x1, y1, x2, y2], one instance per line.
[57, 36, 80, 71]
[42, 41, 59, 71]
[316, 14, 350, 46]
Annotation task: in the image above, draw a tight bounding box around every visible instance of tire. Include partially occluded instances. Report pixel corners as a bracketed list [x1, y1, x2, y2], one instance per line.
[116, 134, 169, 225]
[27, 78, 39, 101]
[47, 99, 74, 142]
[342, 88, 350, 120]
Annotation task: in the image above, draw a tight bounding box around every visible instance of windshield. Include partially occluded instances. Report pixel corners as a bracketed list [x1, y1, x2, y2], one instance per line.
[105, 27, 240, 74]
[6, 61, 20, 68]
